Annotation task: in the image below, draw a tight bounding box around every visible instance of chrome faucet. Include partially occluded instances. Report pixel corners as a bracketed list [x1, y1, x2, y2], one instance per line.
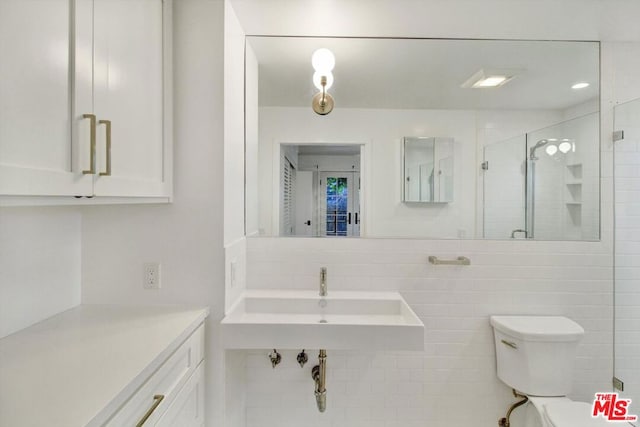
[319, 267, 327, 297]
[510, 229, 528, 239]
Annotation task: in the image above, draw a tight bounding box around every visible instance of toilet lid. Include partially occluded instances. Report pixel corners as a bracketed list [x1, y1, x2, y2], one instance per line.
[545, 402, 617, 427]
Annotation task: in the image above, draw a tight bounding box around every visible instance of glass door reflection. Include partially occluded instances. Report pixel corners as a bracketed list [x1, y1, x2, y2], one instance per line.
[320, 172, 360, 237]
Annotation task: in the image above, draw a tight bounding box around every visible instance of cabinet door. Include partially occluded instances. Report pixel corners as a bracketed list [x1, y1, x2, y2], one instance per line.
[92, 0, 171, 198]
[0, 0, 93, 196]
[155, 363, 205, 427]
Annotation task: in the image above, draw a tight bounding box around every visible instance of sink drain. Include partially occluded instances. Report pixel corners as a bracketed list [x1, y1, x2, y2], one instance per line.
[318, 319, 328, 324]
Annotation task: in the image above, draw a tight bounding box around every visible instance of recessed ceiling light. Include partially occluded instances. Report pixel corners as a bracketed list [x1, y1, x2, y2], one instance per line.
[572, 82, 589, 89]
[461, 69, 519, 89]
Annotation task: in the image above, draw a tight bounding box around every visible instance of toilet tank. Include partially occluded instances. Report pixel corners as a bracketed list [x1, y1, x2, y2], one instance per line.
[490, 316, 584, 396]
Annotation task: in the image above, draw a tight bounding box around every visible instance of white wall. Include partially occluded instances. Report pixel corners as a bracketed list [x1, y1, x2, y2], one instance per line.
[223, 0, 250, 311]
[0, 207, 81, 338]
[223, 2, 250, 426]
[298, 154, 360, 172]
[245, 43, 260, 237]
[81, 1, 226, 425]
[229, 0, 640, 42]
[224, 0, 246, 247]
[258, 107, 565, 239]
[245, 237, 612, 427]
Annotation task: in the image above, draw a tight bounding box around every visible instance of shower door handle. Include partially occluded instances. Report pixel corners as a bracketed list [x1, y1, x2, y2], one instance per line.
[348, 213, 352, 224]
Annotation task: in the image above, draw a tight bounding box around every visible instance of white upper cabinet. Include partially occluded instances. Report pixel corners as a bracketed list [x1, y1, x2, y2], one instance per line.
[0, 0, 93, 196]
[91, 0, 169, 197]
[0, 0, 172, 202]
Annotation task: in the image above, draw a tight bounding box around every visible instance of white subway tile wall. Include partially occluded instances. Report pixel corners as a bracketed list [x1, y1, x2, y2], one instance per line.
[244, 237, 612, 427]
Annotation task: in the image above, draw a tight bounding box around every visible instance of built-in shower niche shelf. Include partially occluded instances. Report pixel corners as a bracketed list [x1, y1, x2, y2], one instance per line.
[565, 184, 582, 202]
[566, 202, 582, 228]
[220, 290, 425, 350]
[565, 163, 583, 208]
[565, 163, 583, 180]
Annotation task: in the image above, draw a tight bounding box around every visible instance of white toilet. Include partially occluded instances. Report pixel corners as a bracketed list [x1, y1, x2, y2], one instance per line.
[490, 315, 613, 427]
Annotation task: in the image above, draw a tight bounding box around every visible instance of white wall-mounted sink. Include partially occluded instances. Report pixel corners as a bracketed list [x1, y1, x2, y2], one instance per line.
[221, 290, 424, 350]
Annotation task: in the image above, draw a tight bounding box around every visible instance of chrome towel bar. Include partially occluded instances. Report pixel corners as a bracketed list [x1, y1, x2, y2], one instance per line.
[428, 256, 471, 266]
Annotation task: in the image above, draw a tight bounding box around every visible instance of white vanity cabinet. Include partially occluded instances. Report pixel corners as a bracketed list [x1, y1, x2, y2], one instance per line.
[0, 0, 172, 201]
[0, 305, 208, 427]
[155, 363, 206, 427]
[103, 324, 205, 427]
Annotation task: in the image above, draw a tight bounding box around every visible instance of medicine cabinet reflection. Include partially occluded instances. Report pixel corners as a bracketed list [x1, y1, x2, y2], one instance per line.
[403, 137, 454, 203]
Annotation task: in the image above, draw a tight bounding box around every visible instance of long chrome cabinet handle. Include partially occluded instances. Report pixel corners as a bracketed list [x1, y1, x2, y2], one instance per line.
[82, 114, 97, 174]
[98, 119, 112, 176]
[135, 394, 165, 427]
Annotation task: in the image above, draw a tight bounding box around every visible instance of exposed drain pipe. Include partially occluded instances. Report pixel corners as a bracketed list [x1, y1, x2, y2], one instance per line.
[498, 389, 528, 427]
[311, 349, 327, 412]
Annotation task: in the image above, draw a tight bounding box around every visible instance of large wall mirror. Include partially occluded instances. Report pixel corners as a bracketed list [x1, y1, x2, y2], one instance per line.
[245, 37, 600, 240]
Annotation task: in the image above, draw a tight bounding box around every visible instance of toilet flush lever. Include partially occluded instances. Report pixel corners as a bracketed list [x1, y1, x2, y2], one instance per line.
[501, 339, 518, 349]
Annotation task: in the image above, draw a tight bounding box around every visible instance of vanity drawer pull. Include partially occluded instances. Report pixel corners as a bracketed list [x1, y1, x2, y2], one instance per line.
[136, 394, 164, 427]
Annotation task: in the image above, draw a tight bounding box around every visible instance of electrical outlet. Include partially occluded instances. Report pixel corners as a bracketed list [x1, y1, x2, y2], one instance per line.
[143, 263, 161, 289]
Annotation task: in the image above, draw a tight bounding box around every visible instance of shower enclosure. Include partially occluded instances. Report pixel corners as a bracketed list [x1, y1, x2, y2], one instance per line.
[614, 97, 640, 424]
[483, 112, 599, 240]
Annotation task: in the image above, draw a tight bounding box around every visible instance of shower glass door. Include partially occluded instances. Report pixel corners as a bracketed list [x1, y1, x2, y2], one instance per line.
[614, 98, 640, 423]
[482, 135, 526, 239]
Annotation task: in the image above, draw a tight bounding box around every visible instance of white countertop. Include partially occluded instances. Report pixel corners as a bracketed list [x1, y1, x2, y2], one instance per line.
[0, 304, 209, 427]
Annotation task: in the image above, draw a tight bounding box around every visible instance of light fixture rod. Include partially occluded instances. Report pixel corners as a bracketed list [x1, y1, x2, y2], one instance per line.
[320, 75, 327, 106]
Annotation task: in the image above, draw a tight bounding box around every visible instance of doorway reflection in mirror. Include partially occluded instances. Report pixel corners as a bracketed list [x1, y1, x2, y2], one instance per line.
[279, 144, 361, 237]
